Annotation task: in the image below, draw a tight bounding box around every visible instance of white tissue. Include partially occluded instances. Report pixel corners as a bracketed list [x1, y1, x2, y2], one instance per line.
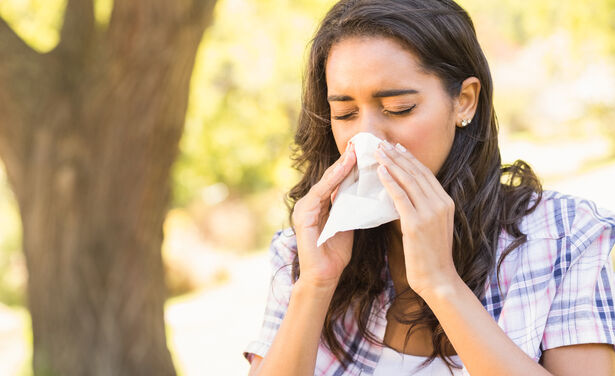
[316, 132, 400, 246]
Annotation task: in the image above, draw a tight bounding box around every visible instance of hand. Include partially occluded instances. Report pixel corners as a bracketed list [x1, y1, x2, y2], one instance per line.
[292, 142, 357, 289]
[374, 140, 459, 298]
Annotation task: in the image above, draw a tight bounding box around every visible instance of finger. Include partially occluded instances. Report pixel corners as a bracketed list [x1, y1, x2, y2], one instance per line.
[331, 185, 340, 205]
[330, 140, 353, 205]
[378, 141, 437, 203]
[374, 144, 429, 210]
[376, 164, 417, 220]
[310, 142, 356, 202]
[393, 142, 449, 199]
[391, 142, 456, 218]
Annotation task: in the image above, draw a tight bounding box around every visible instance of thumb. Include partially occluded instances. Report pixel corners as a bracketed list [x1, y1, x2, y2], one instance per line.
[330, 186, 340, 205]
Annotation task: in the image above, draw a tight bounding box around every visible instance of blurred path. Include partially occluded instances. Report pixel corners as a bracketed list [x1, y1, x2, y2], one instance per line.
[0, 304, 29, 375]
[166, 249, 270, 376]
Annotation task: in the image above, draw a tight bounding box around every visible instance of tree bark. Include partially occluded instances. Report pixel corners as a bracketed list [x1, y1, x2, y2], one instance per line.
[0, 0, 218, 374]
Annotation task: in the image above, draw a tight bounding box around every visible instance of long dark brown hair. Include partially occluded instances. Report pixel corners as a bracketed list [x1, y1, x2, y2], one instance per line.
[281, 0, 543, 374]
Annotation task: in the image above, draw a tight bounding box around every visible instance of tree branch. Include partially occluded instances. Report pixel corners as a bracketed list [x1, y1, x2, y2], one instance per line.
[54, 0, 95, 58]
[189, 0, 218, 28]
[105, 0, 219, 57]
[0, 17, 43, 199]
[0, 17, 39, 62]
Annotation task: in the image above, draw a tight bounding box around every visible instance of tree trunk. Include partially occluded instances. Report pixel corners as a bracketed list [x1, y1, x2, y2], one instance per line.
[0, 1, 218, 374]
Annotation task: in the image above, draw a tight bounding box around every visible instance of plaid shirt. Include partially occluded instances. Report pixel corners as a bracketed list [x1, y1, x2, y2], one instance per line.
[243, 190, 615, 375]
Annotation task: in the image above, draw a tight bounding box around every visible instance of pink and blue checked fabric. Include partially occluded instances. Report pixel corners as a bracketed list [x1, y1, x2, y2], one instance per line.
[243, 190, 615, 375]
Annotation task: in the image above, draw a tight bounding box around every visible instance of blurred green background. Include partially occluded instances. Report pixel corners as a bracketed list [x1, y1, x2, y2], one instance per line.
[1, 0, 614, 375]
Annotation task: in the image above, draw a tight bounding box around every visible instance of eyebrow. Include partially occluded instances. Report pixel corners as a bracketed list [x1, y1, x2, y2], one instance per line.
[327, 89, 419, 102]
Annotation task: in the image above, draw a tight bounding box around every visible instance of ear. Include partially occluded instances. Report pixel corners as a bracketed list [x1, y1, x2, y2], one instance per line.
[454, 77, 481, 126]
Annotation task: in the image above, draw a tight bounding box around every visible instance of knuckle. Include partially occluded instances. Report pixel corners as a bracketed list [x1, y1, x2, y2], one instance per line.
[328, 160, 343, 174]
[435, 202, 448, 214]
[416, 162, 430, 174]
[403, 222, 419, 236]
[398, 174, 414, 187]
[417, 164, 430, 174]
[324, 166, 340, 183]
[310, 180, 325, 195]
[321, 180, 334, 196]
[446, 197, 455, 210]
[417, 211, 433, 225]
[391, 187, 406, 200]
[323, 164, 334, 176]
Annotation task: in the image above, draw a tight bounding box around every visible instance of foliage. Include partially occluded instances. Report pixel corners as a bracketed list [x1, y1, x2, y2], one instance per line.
[0, 168, 23, 306]
[171, 0, 337, 206]
[461, 0, 615, 55]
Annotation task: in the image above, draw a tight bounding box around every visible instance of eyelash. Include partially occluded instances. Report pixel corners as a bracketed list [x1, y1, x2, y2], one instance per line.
[332, 104, 416, 120]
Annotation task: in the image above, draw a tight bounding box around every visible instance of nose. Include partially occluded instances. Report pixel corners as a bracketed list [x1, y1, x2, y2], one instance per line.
[357, 109, 387, 141]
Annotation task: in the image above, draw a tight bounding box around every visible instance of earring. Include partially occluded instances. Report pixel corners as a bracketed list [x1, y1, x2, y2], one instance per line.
[459, 118, 471, 127]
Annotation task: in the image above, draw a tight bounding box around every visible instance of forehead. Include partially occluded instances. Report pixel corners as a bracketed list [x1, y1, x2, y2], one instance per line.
[325, 36, 436, 93]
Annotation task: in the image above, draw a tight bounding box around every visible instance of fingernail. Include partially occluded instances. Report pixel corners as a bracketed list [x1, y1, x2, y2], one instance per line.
[348, 142, 354, 155]
[345, 141, 352, 153]
[382, 140, 394, 150]
[395, 143, 406, 152]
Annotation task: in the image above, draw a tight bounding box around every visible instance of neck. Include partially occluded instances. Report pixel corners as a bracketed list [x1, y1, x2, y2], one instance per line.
[389, 220, 404, 257]
[387, 220, 413, 296]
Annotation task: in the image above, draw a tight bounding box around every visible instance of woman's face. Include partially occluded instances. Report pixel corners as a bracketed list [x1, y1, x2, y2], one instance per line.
[325, 36, 478, 175]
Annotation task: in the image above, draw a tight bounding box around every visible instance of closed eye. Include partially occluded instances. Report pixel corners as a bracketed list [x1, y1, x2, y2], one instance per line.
[383, 104, 416, 116]
[332, 111, 357, 120]
[332, 104, 416, 121]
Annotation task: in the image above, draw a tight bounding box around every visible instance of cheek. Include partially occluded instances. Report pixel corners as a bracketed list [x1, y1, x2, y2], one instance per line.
[331, 126, 353, 154]
[399, 129, 431, 160]
[397, 124, 452, 174]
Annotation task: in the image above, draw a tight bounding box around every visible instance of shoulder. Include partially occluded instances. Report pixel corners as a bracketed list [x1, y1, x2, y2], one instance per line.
[490, 190, 615, 364]
[268, 228, 298, 269]
[506, 189, 615, 266]
[513, 189, 615, 240]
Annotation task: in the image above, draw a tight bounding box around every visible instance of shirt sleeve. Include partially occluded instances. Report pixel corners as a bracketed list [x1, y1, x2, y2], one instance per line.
[243, 229, 298, 365]
[540, 201, 615, 352]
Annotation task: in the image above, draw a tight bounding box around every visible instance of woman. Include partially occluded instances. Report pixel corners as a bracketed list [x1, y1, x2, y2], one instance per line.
[243, 1, 615, 375]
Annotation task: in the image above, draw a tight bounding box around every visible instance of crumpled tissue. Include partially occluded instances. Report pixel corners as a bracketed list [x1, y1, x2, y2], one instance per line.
[317, 132, 400, 246]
